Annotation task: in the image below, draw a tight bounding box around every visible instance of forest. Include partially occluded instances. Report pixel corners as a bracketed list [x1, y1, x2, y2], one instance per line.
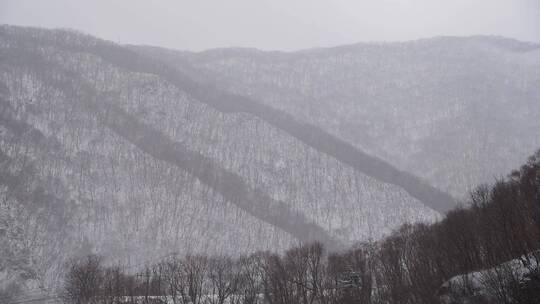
[61, 150, 540, 304]
[1, 25, 539, 304]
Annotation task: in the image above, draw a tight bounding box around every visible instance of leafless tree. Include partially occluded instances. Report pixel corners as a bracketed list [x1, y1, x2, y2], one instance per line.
[62, 255, 103, 304]
[207, 256, 240, 304]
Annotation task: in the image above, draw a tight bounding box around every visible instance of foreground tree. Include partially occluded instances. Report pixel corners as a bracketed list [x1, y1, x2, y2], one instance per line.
[62, 255, 103, 304]
[207, 256, 240, 304]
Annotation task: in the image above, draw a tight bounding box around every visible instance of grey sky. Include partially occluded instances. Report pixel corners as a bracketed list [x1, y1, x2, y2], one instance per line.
[1, 0, 539, 51]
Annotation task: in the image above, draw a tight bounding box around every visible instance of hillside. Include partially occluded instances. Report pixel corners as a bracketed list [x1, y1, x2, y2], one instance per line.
[28, 150, 540, 304]
[135, 37, 540, 197]
[0, 25, 443, 292]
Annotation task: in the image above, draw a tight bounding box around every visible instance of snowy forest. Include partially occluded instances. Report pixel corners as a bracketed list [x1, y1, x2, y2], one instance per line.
[0, 20, 539, 304]
[59, 150, 540, 304]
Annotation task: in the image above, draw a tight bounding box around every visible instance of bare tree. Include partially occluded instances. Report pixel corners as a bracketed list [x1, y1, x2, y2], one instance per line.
[237, 254, 263, 304]
[207, 256, 240, 304]
[62, 255, 103, 304]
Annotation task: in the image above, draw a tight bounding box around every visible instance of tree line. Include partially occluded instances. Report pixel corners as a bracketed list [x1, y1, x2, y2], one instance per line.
[63, 150, 540, 304]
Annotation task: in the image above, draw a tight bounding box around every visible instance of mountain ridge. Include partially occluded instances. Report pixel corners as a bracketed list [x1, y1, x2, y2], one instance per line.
[137, 35, 540, 57]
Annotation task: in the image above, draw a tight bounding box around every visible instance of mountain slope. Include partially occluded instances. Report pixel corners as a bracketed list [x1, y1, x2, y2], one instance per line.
[135, 37, 540, 197]
[22, 28, 456, 214]
[0, 25, 441, 291]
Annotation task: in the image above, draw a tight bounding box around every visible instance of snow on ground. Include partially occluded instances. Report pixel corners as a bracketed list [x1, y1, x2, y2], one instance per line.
[438, 252, 540, 303]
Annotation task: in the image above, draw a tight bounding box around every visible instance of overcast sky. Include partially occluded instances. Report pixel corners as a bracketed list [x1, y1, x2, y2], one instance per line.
[1, 0, 539, 51]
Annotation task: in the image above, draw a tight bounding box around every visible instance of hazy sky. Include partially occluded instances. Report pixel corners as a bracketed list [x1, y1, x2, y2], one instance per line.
[1, 0, 539, 51]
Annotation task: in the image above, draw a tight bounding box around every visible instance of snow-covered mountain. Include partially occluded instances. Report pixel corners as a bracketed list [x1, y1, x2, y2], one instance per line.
[3, 24, 538, 295]
[0, 26, 448, 290]
[135, 36, 540, 197]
